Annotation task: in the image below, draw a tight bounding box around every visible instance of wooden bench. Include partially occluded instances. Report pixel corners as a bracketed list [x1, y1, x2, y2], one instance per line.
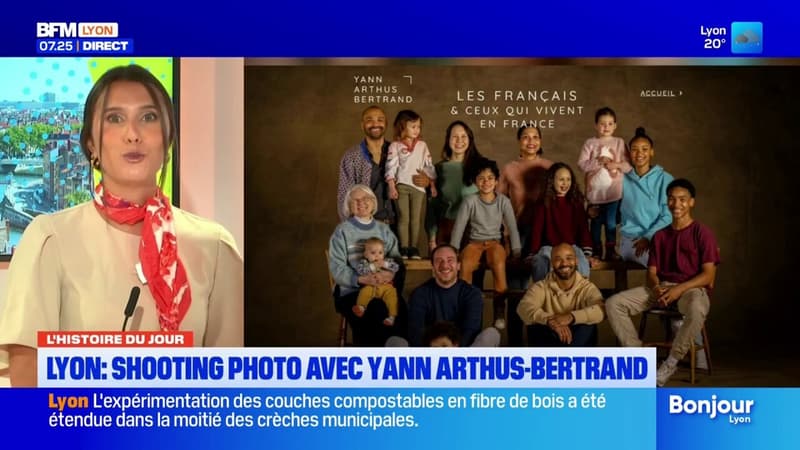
[403, 258, 646, 293]
[591, 259, 647, 292]
[328, 254, 647, 347]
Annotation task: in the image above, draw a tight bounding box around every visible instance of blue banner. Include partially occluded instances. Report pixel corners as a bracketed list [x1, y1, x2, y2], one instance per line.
[36, 347, 655, 388]
[1, 387, 654, 450]
[658, 388, 799, 450]
[2, 3, 798, 56]
[3, 386, 800, 449]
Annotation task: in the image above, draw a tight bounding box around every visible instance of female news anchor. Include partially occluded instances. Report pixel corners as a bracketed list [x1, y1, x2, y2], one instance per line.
[0, 64, 243, 386]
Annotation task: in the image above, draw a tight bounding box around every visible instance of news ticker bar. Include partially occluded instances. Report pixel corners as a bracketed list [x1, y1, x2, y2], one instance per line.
[4, 386, 800, 450]
[36, 38, 133, 55]
[1, 387, 656, 450]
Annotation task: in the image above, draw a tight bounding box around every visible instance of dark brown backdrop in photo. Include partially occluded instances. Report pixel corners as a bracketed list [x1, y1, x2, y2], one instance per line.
[244, 63, 799, 360]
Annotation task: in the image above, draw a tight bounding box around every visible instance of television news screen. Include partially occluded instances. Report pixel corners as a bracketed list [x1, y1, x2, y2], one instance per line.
[0, 4, 798, 450]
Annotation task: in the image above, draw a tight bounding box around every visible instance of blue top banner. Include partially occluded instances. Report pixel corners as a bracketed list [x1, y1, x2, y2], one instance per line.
[2, 2, 798, 57]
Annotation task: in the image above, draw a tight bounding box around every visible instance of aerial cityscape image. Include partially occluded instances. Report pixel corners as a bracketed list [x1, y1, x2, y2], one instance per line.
[0, 57, 174, 257]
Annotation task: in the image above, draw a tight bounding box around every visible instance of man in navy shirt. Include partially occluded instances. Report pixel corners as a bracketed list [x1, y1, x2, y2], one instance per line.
[400, 244, 500, 347]
[606, 178, 720, 386]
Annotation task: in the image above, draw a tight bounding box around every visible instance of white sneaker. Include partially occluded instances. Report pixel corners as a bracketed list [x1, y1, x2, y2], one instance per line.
[494, 319, 506, 330]
[670, 318, 683, 335]
[672, 319, 708, 370]
[695, 349, 708, 370]
[657, 361, 678, 387]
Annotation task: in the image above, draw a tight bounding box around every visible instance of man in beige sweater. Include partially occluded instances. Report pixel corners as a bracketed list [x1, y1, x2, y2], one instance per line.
[516, 243, 605, 346]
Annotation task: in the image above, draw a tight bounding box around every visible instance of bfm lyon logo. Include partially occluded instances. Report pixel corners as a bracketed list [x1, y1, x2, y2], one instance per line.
[36, 22, 119, 38]
[669, 394, 754, 425]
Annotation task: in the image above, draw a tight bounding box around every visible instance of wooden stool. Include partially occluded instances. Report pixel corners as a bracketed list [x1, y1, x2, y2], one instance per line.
[638, 308, 712, 384]
[505, 289, 528, 346]
[324, 250, 350, 346]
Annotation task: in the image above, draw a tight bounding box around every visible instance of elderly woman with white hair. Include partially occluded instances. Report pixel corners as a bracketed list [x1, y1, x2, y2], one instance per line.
[328, 184, 405, 345]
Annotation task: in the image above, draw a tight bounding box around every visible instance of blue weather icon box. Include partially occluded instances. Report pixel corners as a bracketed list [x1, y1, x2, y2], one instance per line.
[731, 22, 762, 54]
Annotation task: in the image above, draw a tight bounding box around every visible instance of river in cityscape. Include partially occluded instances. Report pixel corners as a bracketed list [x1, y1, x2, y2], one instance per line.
[0, 168, 92, 255]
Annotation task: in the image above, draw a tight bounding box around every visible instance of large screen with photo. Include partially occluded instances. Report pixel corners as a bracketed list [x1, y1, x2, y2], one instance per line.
[0, 57, 178, 260]
[244, 61, 799, 362]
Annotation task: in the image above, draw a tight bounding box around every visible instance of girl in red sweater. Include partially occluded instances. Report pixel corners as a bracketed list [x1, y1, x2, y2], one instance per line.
[530, 162, 599, 282]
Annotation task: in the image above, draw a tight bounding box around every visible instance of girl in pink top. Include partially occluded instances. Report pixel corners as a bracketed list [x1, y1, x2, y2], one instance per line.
[577, 107, 631, 260]
[386, 110, 437, 260]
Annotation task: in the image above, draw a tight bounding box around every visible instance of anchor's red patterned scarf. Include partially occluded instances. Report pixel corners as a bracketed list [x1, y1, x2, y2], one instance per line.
[93, 183, 191, 331]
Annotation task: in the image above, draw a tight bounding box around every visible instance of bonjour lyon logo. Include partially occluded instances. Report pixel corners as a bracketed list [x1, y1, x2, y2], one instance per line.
[669, 394, 754, 425]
